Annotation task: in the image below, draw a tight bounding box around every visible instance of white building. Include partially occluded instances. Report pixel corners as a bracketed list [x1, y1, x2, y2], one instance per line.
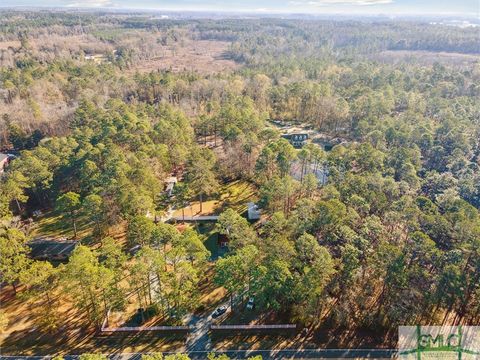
[247, 202, 261, 221]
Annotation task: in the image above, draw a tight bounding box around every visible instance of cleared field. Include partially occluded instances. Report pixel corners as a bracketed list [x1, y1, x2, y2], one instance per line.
[0, 31, 238, 75]
[126, 39, 238, 75]
[370, 50, 480, 66]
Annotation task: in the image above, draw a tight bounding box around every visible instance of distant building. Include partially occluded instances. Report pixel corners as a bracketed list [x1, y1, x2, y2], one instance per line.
[0, 153, 9, 173]
[247, 202, 261, 221]
[28, 238, 79, 262]
[281, 133, 309, 148]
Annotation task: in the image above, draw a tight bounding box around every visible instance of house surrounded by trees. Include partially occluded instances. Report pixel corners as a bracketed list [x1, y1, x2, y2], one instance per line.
[28, 238, 79, 262]
[281, 133, 309, 148]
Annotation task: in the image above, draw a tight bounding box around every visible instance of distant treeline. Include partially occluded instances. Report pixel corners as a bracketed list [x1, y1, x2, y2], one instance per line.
[0, 12, 478, 54]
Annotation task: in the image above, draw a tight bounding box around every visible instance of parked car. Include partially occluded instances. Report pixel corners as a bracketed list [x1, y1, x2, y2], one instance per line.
[212, 305, 228, 318]
[246, 297, 255, 310]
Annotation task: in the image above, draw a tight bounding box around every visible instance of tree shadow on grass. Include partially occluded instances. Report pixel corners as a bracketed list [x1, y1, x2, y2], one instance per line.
[214, 181, 257, 215]
[1, 320, 186, 355]
[32, 210, 94, 241]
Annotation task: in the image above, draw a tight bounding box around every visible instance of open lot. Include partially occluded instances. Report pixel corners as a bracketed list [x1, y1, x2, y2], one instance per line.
[369, 50, 480, 66]
[29, 211, 93, 241]
[0, 31, 238, 74]
[173, 180, 258, 218]
[125, 39, 238, 75]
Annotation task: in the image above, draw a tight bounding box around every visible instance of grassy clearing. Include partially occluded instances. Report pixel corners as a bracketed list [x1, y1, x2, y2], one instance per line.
[29, 211, 93, 241]
[173, 179, 258, 218]
[192, 222, 219, 259]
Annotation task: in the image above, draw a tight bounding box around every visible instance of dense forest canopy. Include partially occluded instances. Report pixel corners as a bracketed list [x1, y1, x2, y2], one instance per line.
[0, 10, 479, 354]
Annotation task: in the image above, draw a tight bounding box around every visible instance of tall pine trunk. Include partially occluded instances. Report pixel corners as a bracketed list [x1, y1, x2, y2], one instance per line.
[71, 210, 78, 238]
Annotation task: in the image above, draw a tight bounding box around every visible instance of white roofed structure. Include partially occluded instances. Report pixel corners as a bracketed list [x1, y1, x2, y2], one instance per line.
[247, 202, 261, 221]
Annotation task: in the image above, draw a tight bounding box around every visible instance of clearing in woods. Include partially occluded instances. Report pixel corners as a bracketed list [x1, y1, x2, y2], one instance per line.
[125, 39, 238, 74]
[370, 50, 480, 66]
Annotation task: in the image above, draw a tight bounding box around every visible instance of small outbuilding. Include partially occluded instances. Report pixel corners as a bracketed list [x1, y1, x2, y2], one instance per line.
[247, 202, 261, 221]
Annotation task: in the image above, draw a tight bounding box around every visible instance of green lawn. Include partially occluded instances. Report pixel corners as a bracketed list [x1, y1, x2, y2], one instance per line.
[195, 222, 222, 260]
[217, 179, 258, 214]
[173, 179, 258, 217]
[30, 211, 93, 241]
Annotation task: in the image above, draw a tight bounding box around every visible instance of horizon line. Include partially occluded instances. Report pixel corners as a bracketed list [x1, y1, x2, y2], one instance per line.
[0, 5, 478, 19]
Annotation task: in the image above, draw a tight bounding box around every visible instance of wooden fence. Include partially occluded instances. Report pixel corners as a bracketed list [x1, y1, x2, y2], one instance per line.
[101, 325, 191, 333]
[100, 310, 190, 333]
[210, 324, 296, 330]
[170, 215, 219, 222]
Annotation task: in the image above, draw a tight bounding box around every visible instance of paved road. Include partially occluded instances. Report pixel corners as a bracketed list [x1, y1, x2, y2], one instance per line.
[0, 349, 397, 360]
[174, 349, 395, 359]
[185, 314, 212, 352]
[184, 301, 232, 352]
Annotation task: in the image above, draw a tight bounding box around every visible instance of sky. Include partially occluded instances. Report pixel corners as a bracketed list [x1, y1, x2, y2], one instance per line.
[1, 0, 479, 17]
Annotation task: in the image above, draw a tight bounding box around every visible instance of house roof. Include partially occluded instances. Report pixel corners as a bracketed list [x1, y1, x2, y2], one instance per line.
[281, 133, 309, 139]
[28, 238, 79, 260]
